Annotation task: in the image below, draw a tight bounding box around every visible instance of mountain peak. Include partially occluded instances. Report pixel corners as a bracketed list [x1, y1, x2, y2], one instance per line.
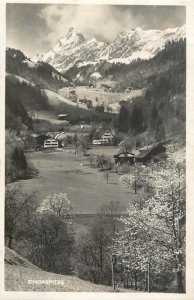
[58, 27, 85, 46]
[36, 25, 186, 72]
[67, 27, 80, 37]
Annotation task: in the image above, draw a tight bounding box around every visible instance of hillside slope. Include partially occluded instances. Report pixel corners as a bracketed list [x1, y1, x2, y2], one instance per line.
[6, 47, 70, 91]
[5, 247, 133, 292]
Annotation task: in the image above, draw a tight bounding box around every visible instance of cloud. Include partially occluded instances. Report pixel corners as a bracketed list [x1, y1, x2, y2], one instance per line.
[6, 4, 185, 57]
[38, 5, 136, 46]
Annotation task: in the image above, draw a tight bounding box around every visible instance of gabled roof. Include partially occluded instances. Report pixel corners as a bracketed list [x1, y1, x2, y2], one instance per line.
[138, 144, 154, 151]
[114, 150, 135, 158]
[101, 130, 115, 138]
[135, 143, 166, 159]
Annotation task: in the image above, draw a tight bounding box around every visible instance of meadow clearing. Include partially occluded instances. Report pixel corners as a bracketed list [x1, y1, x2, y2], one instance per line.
[9, 148, 140, 215]
[59, 86, 145, 112]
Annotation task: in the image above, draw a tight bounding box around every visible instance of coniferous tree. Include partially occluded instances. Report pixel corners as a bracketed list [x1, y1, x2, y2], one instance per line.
[130, 105, 144, 134]
[118, 104, 130, 133]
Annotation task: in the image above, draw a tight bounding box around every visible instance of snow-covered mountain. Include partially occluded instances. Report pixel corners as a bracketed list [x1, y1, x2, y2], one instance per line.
[34, 25, 186, 73]
[34, 27, 107, 73]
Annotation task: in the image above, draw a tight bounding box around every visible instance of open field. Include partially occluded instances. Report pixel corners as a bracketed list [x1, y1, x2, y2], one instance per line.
[59, 86, 146, 113]
[89, 145, 120, 157]
[33, 110, 70, 125]
[8, 149, 140, 214]
[33, 87, 115, 126]
[44, 88, 88, 109]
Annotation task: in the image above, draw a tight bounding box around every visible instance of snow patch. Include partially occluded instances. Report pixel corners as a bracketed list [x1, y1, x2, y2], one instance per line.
[90, 72, 102, 79]
[22, 59, 36, 68]
[77, 61, 97, 67]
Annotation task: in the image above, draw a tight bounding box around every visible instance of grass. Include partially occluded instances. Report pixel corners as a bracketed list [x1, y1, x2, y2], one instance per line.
[32, 87, 116, 127]
[5, 247, 137, 292]
[89, 145, 120, 157]
[59, 86, 145, 113]
[9, 149, 140, 214]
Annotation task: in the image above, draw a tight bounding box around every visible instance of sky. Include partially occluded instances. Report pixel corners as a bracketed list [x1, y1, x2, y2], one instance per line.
[6, 4, 186, 58]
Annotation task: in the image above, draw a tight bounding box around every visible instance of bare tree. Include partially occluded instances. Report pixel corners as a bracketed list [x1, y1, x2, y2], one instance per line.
[75, 202, 120, 286]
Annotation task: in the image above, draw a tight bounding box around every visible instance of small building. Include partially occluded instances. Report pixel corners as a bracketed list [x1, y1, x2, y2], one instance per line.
[44, 138, 61, 148]
[135, 143, 166, 164]
[100, 131, 115, 145]
[114, 151, 135, 165]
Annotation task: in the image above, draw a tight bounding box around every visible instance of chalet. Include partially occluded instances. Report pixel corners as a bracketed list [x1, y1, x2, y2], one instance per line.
[100, 131, 115, 145]
[44, 138, 62, 148]
[135, 143, 166, 164]
[114, 151, 135, 165]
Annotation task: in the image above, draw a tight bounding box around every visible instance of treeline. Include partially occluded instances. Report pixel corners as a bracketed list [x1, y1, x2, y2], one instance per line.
[117, 51, 186, 142]
[5, 76, 51, 130]
[6, 77, 33, 130]
[5, 77, 48, 182]
[65, 39, 186, 89]
[100, 39, 186, 89]
[6, 47, 69, 90]
[5, 131, 37, 183]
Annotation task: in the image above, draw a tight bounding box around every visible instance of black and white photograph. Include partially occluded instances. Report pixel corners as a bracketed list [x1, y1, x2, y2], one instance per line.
[2, 0, 193, 297]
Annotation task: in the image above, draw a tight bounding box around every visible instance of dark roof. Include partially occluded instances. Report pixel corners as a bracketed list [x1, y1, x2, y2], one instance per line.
[135, 143, 166, 159]
[139, 145, 153, 151]
[114, 150, 135, 158]
[100, 130, 116, 138]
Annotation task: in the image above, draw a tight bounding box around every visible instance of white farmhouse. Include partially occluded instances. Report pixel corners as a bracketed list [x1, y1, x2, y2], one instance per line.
[44, 138, 61, 148]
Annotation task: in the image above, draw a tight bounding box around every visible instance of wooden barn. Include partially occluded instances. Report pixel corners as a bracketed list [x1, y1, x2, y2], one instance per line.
[135, 143, 166, 164]
[114, 151, 135, 165]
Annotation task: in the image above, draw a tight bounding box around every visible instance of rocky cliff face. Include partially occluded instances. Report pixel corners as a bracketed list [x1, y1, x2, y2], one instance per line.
[34, 25, 186, 73]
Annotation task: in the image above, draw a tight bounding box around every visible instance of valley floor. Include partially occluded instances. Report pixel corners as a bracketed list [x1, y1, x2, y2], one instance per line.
[9, 148, 140, 215]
